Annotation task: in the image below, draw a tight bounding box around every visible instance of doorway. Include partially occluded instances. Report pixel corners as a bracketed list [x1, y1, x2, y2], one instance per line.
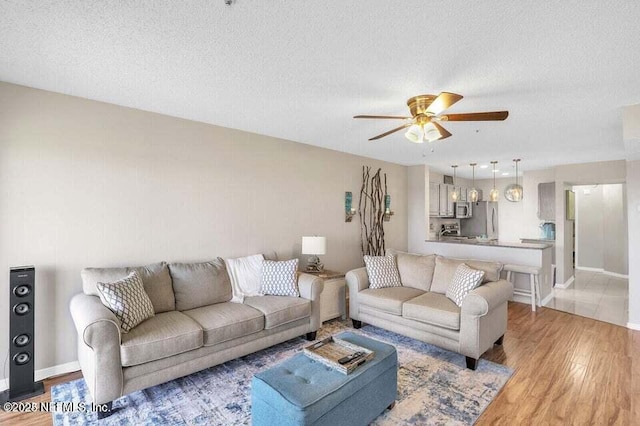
[546, 183, 628, 326]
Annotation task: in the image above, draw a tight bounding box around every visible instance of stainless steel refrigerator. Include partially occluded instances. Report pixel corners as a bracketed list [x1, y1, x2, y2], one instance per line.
[460, 201, 499, 239]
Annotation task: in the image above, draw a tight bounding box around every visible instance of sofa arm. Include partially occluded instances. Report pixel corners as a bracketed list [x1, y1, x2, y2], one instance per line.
[461, 279, 514, 317]
[70, 293, 123, 404]
[459, 279, 513, 360]
[297, 273, 324, 332]
[346, 267, 370, 321]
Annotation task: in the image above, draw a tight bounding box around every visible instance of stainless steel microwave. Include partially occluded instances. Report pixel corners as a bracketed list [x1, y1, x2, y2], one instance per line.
[455, 202, 472, 218]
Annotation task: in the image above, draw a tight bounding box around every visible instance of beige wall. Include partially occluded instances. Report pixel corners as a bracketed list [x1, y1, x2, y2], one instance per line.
[0, 82, 408, 382]
[574, 183, 628, 275]
[626, 160, 640, 327]
[575, 185, 605, 270]
[554, 160, 627, 285]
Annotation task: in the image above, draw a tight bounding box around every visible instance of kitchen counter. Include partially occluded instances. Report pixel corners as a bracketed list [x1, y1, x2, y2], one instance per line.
[416, 239, 555, 306]
[520, 238, 555, 243]
[426, 238, 552, 250]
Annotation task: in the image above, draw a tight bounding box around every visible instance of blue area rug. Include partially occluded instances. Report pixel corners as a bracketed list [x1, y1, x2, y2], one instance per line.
[52, 321, 512, 425]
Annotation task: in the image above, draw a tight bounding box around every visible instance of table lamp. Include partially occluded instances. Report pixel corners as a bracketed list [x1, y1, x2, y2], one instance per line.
[302, 236, 326, 272]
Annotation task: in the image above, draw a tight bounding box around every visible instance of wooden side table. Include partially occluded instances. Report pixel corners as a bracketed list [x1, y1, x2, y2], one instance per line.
[304, 270, 346, 323]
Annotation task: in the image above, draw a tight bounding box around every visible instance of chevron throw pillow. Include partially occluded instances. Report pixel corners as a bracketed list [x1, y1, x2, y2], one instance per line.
[364, 255, 402, 289]
[446, 263, 486, 307]
[96, 271, 155, 333]
[260, 259, 299, 297]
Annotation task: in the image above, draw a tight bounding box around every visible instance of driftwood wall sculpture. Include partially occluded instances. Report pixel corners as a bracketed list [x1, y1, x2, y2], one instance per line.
[358, 166, 387, 256]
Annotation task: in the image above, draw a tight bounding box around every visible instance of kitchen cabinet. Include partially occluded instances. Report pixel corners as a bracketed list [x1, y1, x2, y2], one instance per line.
[438, 184, 449, 216]
[429, 182, 440, 216]
[437, 184, 455, 217]
[459, 187, 468, 202]
[538, 182, 556, 221]
[446, 185, 455, 216]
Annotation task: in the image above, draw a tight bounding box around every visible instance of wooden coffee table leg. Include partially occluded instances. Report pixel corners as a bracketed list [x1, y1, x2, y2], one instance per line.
[387, 401, 396, 410]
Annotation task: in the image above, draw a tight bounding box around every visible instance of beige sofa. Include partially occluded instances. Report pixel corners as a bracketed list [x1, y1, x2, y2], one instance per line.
[69, 260, 323, 418]
[346, 251, 513, 370]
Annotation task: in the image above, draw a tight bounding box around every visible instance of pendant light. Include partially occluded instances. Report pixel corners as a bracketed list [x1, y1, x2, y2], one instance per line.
[450, 165, 459, 201]
[505, 159, 523, 202]
[489, 161, 499, 202]
[468, 163, 479, 202]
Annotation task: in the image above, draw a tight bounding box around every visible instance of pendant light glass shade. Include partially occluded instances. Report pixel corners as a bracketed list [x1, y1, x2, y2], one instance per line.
[450, 165, 459, 201]
[469, 163, 478, 202]
[504, 159, 523, 202]
[489, 161, 499, 202]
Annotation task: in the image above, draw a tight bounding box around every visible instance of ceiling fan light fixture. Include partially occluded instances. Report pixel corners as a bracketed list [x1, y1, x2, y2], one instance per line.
[423, 122, 442, 142]
[404, 124, 424, 143]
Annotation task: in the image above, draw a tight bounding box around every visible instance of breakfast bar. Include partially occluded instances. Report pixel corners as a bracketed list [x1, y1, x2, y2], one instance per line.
[417, 239, 554, 306]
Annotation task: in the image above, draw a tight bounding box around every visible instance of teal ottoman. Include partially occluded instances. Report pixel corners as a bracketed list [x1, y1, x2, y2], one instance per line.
[251, 332, 397, 426]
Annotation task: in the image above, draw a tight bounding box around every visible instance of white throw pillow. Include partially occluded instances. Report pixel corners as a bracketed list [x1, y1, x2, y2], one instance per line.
[260, 259, 299, 297]
[446, 264, 486, 307]
[364, 255, 402, 289]
[225, 254, 265, 303]
[96, 271, 155, 333]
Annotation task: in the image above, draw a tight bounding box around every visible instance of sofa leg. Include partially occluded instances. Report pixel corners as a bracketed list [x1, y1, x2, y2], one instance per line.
[387, 401, 396, 410]
[96, 401, 113, 419]
[495, 335, 504, 346]
[465, 357, 478, 370]
[352, 320, 362, 329]
[305, 331, 317, 341]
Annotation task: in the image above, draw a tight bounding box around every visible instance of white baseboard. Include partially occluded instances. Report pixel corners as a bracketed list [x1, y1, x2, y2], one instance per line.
[555, 276, 574, 289]
[576, 266, 603, 272]
[627, 322, 640, 331]
[603, 271, 629, 279]
[576, 266, 628, 279]
[0, 360, 80, 392]
[540, 291, 554, 307]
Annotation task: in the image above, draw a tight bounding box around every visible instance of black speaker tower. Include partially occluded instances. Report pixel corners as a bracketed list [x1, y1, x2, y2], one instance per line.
[0, 266, 44, 403]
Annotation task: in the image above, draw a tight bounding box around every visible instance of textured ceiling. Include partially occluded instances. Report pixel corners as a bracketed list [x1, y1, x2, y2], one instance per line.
[1, 1, 639, 178]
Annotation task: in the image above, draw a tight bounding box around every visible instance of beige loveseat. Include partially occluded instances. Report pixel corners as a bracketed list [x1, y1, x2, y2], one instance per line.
[69, 259, 323, 418]
[346, 250, 513, 370]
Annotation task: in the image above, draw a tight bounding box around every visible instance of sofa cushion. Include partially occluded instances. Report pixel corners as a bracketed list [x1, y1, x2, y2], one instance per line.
[120, 311, 203, 366]
[169, 259, 233, 311]
[446, 264, 485, 307]
[244, 296, 311, 329]
[182, 302, 264, 346]
[402, 292, 461, 330]
[96, 271, 155, 333]
[260, 259, 300, 297]
[363, 255, 402, 289]
[357, 287, 424, 316]
[388, 250, 436, 292]
[82, 262, 175, 313]
[430, 256, 503, 294]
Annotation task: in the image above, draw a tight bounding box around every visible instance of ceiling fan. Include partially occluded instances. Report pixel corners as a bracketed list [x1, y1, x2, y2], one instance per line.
[354, 92, 508, 142]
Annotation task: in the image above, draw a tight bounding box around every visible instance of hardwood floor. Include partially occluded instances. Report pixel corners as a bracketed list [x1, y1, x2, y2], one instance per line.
[478, 302, 639, 425]
[1, 302, 638, 425]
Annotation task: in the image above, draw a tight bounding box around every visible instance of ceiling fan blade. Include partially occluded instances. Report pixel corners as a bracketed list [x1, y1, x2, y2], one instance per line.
[431, 121, 452, 140]
[354, 115, 411, 119]
[425, 92, 463, 115]
[369, 123, 411, 141]
[442, 111, 509, 121]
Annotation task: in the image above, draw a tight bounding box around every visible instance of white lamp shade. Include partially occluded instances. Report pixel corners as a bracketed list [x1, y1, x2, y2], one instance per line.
[422, 122, 442, 142]
[302, 236, 326, 255]
[404, 124, 423, 143]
